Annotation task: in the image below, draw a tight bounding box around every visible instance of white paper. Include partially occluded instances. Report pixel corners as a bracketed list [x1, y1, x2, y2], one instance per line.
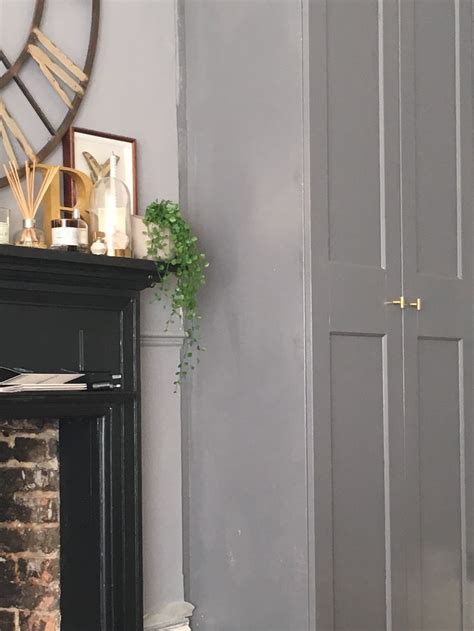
[0, 373, 83, 386]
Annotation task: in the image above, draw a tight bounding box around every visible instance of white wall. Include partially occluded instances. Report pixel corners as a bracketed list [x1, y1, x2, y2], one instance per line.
[1, 0, 179, 213]
[0, 2, 188, 627]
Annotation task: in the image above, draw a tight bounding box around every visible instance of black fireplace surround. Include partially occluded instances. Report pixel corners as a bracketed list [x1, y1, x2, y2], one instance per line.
[0, 245, 158, 631]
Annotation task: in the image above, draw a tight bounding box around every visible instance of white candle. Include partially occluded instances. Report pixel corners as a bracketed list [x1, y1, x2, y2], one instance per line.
[0, 208, 10, 244]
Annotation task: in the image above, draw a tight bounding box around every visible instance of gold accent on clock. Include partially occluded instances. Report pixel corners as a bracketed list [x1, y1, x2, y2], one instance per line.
[0, 101, 36, 164]
[28, 28, 88, 109]
[32, 27, 88, 82]
[0, 120, 17, 167]
[0, 0, 100, 188]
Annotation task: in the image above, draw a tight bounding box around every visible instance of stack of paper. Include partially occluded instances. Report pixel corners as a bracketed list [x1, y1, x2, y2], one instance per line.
[0, 373, 86, 394]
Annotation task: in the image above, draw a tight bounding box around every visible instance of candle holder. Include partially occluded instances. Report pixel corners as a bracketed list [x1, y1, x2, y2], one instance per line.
[89, 154, 132, 257]
[0, 208, 10, 244]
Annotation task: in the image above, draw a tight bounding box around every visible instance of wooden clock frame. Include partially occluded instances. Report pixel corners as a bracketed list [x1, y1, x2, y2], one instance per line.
[0, 0, 100, 188]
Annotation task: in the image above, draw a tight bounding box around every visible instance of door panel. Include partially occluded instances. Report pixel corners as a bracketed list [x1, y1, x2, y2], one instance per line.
[327, 0, 381, 267]
[309, 1, 404, 629]
[418, 339, 463, 630]
[330, 334, 387, 631]
[414, 0, 458, 278]
[400, 1, 473, 629]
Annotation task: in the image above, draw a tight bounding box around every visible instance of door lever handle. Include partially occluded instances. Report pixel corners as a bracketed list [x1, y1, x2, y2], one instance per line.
[408, 298, 422, 311]
[384, 296, 405, 309]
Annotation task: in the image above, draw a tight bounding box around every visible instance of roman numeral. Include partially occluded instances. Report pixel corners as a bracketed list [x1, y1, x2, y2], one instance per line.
[0, 100, 36, 166]
[28, 28, 89, 109]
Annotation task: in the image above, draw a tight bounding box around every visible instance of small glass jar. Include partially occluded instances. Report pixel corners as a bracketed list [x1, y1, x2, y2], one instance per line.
[14, 218, 46, 248]
[0, 208, 10, 245]
[50, 209, 88, 253]
[90, 231, 107, 255]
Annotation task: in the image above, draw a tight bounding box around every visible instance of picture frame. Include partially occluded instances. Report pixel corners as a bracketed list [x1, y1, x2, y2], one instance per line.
[63, 127, 138, 214]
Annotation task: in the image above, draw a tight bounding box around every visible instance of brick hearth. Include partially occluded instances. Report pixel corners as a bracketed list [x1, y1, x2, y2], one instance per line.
[0, 419, 60, 631]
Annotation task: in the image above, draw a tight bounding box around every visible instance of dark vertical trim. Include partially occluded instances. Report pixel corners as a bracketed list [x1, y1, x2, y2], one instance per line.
[301, 1, 315, 629]
[59, 416, 101, 631]
[78, 329, 85, 371]
[132, 295, 144, 630]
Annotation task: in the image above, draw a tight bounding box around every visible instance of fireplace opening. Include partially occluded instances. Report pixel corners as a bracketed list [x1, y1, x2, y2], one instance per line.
[0, 416, 103, 631]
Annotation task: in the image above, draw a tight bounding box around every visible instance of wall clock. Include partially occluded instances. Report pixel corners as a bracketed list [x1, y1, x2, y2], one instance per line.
[0, 0, 99, 188]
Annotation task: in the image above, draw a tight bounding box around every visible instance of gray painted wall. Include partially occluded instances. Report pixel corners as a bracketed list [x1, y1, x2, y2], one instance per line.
[0, 0, 179, 225]
[180, 2, 310, 629]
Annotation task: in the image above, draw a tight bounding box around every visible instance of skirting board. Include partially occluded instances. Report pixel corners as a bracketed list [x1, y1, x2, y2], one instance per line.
[141, 334, 185, 348]
[145, 624, 190, 631]
[144, 601, 194, 631]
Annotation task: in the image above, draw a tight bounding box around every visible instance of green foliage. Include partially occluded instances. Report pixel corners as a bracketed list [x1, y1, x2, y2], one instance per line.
[143, 199, 208, 388]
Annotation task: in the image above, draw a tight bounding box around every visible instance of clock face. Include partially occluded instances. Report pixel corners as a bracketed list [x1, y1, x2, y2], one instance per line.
[0, 0, 99, 187]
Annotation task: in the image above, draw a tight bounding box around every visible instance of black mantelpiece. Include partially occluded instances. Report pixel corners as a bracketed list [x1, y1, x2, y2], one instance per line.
[0, 245, 158, 631]
[0, 243, 157, 289]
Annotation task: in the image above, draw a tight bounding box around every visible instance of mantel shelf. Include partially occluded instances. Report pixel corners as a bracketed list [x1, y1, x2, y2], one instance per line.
[0, 244, 159, 291]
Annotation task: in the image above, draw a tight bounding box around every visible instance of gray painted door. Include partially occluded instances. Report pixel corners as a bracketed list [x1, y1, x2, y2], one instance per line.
[400, 1, 473, 629]
[310, 1, 405, 629]
[310, 0, 473, 630]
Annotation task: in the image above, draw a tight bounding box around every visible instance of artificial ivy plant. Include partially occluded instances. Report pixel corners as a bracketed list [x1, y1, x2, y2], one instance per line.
[143, 199, 208, 388]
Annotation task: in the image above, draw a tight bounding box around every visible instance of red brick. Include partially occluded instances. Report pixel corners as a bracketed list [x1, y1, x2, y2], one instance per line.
[17, 559, 59, 584]
[0, 557, 18, 609]
[0, 469, 58, 495]
[0, 557, 16, 583]
[19, 609, 60, 631]
[14, 439, 49, 464]
[0, 610, 16, 630]
[0, 560, 21, 608]
[0, 420, 58, 436]
[0, 526, 59, 554]
[0, 495, 58, 525]
[46, 440, 57, 460]
[0, 442, 12, 463]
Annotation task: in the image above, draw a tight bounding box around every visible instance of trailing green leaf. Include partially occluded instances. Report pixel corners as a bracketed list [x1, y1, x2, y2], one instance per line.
[143, 199, 208, 389]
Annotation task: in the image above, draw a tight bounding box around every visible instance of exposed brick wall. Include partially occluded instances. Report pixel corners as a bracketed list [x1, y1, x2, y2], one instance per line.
[0, 420, 60, 631]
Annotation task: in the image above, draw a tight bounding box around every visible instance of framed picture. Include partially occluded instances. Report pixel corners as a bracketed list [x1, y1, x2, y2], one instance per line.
[63, 128, 138, 214]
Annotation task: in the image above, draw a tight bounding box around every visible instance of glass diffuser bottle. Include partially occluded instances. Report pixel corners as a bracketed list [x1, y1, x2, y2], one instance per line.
[4, 162, 57, 249]
[14, 218, 46, 248]
[89, 154, 132, 257]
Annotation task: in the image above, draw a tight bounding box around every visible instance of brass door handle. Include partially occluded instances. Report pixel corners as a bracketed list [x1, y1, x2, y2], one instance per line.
[385, 296, 405, 309]
[408, 298, 422, 311]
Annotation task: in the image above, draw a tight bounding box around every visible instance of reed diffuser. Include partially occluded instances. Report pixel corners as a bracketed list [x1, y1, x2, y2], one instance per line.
[3, 161, 59, 248]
